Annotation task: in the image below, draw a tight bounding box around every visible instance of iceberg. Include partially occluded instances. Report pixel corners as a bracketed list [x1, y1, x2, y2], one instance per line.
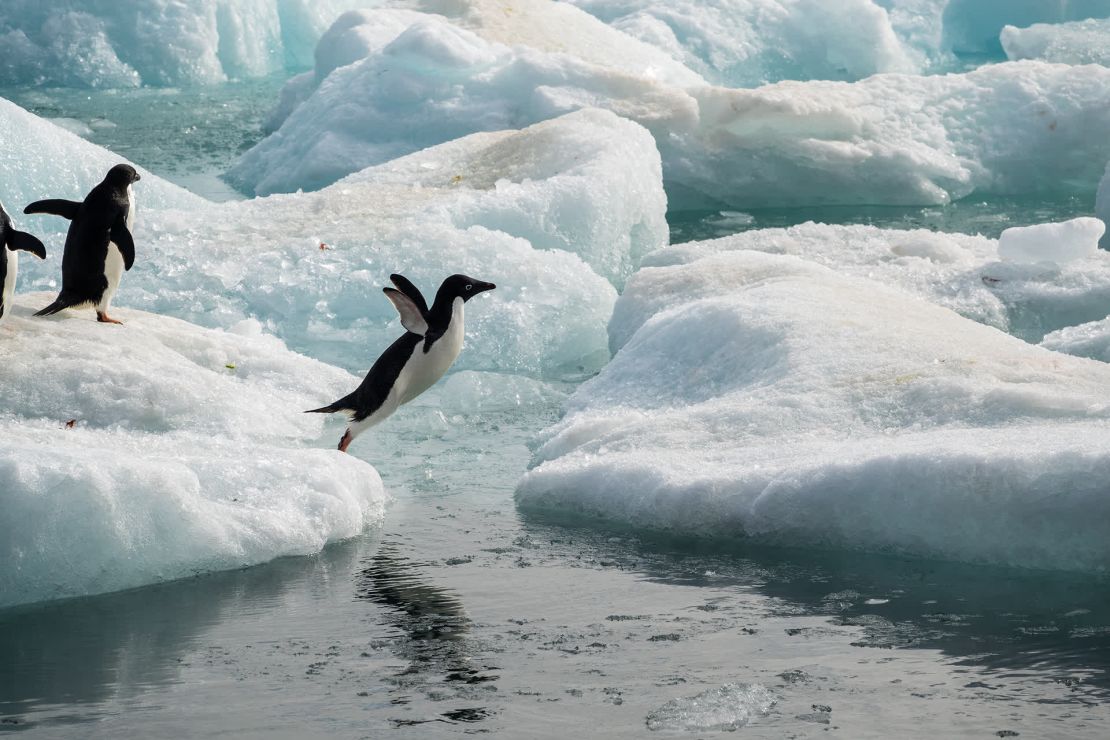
[941, 0, 1110, 56]
[234, 3, 1110, 210]
[1002, 17, 1110, 66]
[0, 294, 387, 608]
[516, 250, 1110, 572]
[628, 220, 1110, 348]
[13, 103, 662, 377]
[0, 0, 379, 88]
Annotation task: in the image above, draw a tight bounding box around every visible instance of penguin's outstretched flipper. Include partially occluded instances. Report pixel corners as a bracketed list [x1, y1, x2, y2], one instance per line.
[34, 292, 83, 317]
[5, 230, 45, 259]
[384, 273, 430, 335]
[24, 199, 81, 220]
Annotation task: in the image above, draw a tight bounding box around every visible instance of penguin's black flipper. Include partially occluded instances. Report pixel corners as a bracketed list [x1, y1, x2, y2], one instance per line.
[24, 199, 81, 220]
[111, 220, 136, 270]
[383, 287, 429, 336]
[34, 293, 81, 317]
[389, 274, 429, 314]
[6, 230, 46, 259]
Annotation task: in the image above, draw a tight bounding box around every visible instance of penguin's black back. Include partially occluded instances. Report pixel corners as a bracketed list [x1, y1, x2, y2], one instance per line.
[310, 332, 423, 421]
[56, 182, 130, 304]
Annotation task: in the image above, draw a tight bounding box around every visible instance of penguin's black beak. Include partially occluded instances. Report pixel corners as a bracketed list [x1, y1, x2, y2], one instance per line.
[473, 280, 495, 294]
[133, 173, 142, 182]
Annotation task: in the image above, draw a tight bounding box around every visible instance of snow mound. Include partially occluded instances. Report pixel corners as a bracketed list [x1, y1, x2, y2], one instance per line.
[563, 0, 921, 87]
[631, 221, 1110, 348]
[646, 683, 776, 732]
[0, 295, 386, 608]
[1042, 317, 1110, 363]
[1002, 18, 1110, 66]
[0, 0, 379, 88]
[997, 218, 1105, 265]
[17, 107, 660, 377]
[516, 250, 1110, 572]
[237, 6, 1110, 209]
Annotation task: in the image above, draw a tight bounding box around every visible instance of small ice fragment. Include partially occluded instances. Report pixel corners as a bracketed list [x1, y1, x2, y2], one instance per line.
[997, 218, 1105, 265]
[646, 683, 775, 732]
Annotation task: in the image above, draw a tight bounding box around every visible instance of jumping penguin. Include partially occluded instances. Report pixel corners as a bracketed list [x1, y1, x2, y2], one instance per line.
[0, 200, 47, 325]
[25, 163, 141, 324]
[307, 273, 496, 453]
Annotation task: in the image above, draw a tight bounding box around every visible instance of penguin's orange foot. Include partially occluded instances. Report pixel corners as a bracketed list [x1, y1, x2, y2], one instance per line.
[96, 312, 123, 325]
[338, 430, 352, 453]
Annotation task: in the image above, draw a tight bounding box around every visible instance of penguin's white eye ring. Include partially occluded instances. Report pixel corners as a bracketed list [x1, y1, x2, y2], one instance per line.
[465, 284, 473, 291]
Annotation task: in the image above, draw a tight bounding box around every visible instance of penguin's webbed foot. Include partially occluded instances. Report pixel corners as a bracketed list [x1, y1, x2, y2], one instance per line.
[96, 312, 124, 325]
[338, 430, 353, 454]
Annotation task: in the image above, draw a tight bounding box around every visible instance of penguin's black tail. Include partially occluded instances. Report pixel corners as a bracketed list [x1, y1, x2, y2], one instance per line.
[304, 403, 340, 414]
[34, 295, 79, 317]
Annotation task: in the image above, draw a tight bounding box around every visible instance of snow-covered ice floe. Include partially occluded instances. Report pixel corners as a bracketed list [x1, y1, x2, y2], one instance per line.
[0, 294, 386, 608]
[516, 249, 1110, 572]
[0, 0, 380, 88]
[234, 0, 1110, 209]
[1002, 17, 1110, 66]
[12, 102, 664, 377]
[637, 219, 1110, 347]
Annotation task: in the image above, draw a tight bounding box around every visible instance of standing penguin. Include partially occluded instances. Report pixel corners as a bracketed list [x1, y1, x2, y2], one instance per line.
[307, 273, 496, 453]
[24, 164, 141, 324]
[0, 200, 47, 325]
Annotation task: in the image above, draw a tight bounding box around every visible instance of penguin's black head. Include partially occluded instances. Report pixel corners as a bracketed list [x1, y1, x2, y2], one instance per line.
[440, 274, 496, 302]
[105, 164, 141, 188]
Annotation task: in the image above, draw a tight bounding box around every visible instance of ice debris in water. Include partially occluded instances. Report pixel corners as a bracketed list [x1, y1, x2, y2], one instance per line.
[233, 0, 1110, 209]
[646, 683, 775, 732]
[940, 0, 1110, 56]
[10, 103, 664, 377]
[997, 218, 1106, 265]
[0, 0, 380, 87]
[1002, 17, 1110, 65]
[0, 294, 386, 609]
[516, 250, 1110, 572]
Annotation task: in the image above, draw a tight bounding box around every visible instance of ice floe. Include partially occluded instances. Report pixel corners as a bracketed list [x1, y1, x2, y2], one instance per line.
[1002, 17, 1110, 66]
[0, 0, 379, 88]
[0, 294, 386, 608]
[517, 250, 1110, 572]
[628, 220, 1110, 348]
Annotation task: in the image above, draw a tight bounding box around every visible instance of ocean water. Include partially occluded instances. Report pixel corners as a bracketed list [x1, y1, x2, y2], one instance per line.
[2, 79, 1110, 738]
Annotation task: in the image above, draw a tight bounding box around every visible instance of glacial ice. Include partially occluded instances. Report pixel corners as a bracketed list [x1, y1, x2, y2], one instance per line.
[13, 103, 662, 377]
[516, 250, 1110, 572]
[629, 221, 1110, 347]
[235, 3, 1110, 209]
[563, 0, 922, 87]
[1002, 17, 1110, 66]
[0, 294, 387, 608]
[0, 0, 379, 88]
[646, 683, 776, 732]
[941, 0, 1110, 56]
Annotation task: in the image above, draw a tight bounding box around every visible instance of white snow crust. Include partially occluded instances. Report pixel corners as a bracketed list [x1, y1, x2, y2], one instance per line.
[1002, 17, 1110, 66]
[516, 250, 1110, 572]
[0, 294, 387, 608]
[0, 0, 380, 88]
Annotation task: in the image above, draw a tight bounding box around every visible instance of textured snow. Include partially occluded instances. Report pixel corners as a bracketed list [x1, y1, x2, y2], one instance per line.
[563, 0, 921, 87]
[0, 294, 386, 608]
[236, 5, 1110, 209]
[15, 105, 662, 377]
[646, 684, 776, 732]
[630, 221, 1110, 348]
[1002, 17, 1110, 66]
[516, 250, 1110, 572]
[0, 0, 380, 88]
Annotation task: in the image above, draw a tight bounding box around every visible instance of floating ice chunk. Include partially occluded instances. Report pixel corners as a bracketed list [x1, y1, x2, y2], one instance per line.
[0, 295, 386, 608]
[942, 0, 1110, 56]
[1041, 317, 1110, 363]
[564, 0, 921, 87]
[629, 222, 1110, 348]
[517, 250, 1110, 572]
[0, 0, 380, 88]
[1098, 162, 1110, 248]
[238, 8, 1110, 210]
[646, 683, 776, 732]
[997, 218, 1106, 265]
[14, 105, 655, 377]
[1002, 18, 1110, 66]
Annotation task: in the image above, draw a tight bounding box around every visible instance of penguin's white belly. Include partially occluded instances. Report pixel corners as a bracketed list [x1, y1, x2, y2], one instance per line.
[399, 298, 465, 405]
[97, 242, 125, 311]
[1, 249, 15, 322]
